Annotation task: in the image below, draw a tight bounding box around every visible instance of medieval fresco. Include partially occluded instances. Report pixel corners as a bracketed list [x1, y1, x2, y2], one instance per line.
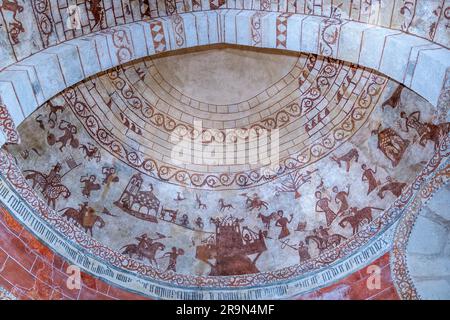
[5, 47, 447, 279]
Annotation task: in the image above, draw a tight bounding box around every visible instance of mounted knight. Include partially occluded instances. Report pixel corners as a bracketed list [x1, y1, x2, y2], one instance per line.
[24, 163, 70, 209]
[305, 227, 346, 253]
[242, 193, 269, 212]
[121, 233, 166, 267]
[60, 203, 105, 236]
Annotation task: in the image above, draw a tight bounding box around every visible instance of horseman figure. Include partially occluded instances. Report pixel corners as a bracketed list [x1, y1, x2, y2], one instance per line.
[24, 163, 71, 209]
[121, 233, 167, 267]
[60, 203, 106, 236]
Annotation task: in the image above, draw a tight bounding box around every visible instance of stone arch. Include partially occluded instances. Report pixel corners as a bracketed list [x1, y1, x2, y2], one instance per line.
[0, 9, 449, 145]
[0, 3, 449, 300]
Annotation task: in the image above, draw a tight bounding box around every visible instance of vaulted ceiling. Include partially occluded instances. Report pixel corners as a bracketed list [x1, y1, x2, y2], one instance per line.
[0, 0, 449, 300]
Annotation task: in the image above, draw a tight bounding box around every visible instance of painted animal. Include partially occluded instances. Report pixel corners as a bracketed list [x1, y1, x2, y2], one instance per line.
[141, 242, 166, 266]
[82, 215, 105, 237]
[257, 212, 277, 230]
[195, 194, 207, 209]
[218, 199, 234, 211]
[24, 171, 49, 190]
[60, 206, 105, 236]
[331, 149, 359, 172]
[121, 242, 165, 266]
[121, 244, 139, 258]
[47, 101, 64, 125]
[305, 234, 347, 252]
[24, 167, 70, 209]
[48, 103, 64, 117]
[339, 207, 383, 234]
[79, 143, 101, 162]
[377, 178, 406, 199]
[43, 185, 71, 209]
[242, 193, 269, 211]
[60, 205, 87, 224]
[419, 122, 450, 151]
[160, 206, 178, 221]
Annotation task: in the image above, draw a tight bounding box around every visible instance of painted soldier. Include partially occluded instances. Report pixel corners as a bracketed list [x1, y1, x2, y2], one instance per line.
[135, 233, 152, 259]
[169, 210, 178, 223]
[250, 193, 260, 207]
[243, 233, 252, 244]
[400, 111, 427, 137]
[318, 226, 330, 245]
[78, 202, 89, 216]
[180, 214, 190, 228]
[315, 191, 337, 227]
[275, 210, 294, 239]
[82, 207, 97, 228]
[136, 234, 151, 248]
[55, 120, 78, 151]
[312, 228, 326, 249]
[47, 163, 62, 186]
[80, 175, 101, 198]
[102, 167, 119, 185]
[164, 247, 184, 272]
[361, 164, 380, 195]
[298, 241, 311, 263]
[195, 217, 204, 230]
[333, 185, 350, 216]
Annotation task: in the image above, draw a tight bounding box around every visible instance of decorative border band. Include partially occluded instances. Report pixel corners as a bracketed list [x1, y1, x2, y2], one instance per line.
[390, 160, 450, 300]
[0, 102, 20, 145]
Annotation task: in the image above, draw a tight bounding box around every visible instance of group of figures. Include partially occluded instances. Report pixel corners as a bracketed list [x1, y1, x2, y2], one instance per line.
[121, 233, 184, 272]
[9, 75, 450, 278]
[20, 103, 124, 238]
[24, 163, 70, 209]
[375, 87, 450, 167]
[330, 147, 407, 199]
[250, 87, 450, 265]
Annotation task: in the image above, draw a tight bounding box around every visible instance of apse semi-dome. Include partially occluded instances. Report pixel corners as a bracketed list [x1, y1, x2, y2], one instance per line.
[0, 0, 449, 301]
